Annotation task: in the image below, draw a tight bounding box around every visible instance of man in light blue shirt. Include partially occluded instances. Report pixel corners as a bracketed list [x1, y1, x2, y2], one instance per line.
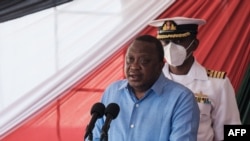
[91, 35, 199, 141]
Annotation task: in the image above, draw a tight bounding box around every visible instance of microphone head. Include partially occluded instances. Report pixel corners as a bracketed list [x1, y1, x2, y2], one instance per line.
[91, 102, 105, 118]
[105, 103, 120, 119]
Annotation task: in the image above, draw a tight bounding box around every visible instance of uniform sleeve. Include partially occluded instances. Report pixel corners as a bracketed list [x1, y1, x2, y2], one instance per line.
[170, 89, 200, 141]
[212, 77, 241, 140]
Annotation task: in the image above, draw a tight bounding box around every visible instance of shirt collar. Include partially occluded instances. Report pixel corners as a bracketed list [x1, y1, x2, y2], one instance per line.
[151, 73, 167, 95]
[188, 60, 208, 80]
[164, 60, 208, 81]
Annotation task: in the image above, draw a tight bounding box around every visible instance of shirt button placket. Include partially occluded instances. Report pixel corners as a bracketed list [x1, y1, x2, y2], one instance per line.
[130, 103, 139, 129]
[135, 104, 139, 108]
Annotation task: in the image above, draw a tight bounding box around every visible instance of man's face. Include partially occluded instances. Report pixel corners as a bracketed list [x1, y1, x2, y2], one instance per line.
[125, 40, 164, 92]
[160, 37, 197, 61]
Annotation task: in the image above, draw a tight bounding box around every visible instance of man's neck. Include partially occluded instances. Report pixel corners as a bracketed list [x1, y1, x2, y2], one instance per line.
[169, 57, 194, 75]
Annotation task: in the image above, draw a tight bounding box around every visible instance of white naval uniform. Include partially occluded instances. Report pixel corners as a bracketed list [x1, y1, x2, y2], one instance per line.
[163, 60, 241, 141]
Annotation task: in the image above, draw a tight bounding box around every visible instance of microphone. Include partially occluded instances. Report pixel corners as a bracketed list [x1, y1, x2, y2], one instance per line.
[100, 103, 120, 141]
[84, 102, 105, 140]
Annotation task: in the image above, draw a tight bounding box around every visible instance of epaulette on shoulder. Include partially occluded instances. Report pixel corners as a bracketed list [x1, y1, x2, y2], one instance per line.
[206, 69, 227, 79]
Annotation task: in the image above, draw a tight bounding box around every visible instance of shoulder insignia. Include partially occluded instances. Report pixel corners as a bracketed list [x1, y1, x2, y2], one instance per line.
[206, 69, 226, 79]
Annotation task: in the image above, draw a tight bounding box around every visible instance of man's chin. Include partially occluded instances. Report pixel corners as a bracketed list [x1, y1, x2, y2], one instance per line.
[128, 81, 142, 88]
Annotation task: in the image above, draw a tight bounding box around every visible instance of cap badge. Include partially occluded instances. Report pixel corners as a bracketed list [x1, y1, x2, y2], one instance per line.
[162, 21, 176, 31]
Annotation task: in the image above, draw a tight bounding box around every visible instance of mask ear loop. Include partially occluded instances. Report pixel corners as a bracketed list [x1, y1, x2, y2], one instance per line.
[186, 39, 195, 50]
[185, 39, 195, 59]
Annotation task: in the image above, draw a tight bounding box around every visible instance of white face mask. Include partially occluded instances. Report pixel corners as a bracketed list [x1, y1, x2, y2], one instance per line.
[164, 40, 194, 67]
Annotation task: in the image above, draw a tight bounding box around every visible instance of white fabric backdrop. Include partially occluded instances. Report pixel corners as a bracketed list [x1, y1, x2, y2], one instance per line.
[0, 0, 175, 136]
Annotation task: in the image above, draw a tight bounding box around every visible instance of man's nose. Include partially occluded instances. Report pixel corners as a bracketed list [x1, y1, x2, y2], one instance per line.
[129, 60, 140, 69]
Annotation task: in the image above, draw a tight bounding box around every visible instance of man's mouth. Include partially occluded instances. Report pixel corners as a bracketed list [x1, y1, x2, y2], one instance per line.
[128, 74, 141, 81]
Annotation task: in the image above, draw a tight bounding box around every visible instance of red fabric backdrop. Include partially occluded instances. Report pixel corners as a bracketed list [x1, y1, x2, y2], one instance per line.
[143, 0, 249, 91]
[2, 0, 249, 141]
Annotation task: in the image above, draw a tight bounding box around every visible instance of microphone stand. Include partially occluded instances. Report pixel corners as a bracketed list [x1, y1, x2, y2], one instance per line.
[100, 103, 120, 141]
[100, 124, 110, 141]
[100, 130, 108, 141]
[84, 124, 93, 141]
[87, 132, 93, 141]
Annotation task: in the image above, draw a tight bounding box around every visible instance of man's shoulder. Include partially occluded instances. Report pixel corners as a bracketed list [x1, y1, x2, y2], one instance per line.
[107, 79, 127, 89]
[193, 61, 227, 79]
[165, 78, 193, 94]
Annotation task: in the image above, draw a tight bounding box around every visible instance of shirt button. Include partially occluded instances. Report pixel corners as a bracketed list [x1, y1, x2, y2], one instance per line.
[130, 124, 134, 128]
[135, 104, 139, 107]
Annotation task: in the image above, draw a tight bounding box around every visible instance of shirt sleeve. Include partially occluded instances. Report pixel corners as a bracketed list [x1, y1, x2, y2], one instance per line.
[212, 77, 241, 140]
[170, 89, 200, 141]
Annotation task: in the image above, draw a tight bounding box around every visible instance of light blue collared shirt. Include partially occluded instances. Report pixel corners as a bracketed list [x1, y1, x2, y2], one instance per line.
[91, 73, 199, 141]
